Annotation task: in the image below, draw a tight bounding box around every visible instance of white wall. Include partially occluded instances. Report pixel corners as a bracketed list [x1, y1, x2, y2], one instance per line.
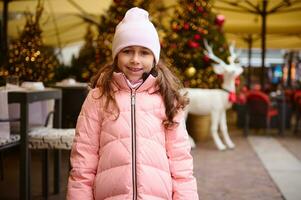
[239, 48, 286, 68]
[55, 42, 83, 66]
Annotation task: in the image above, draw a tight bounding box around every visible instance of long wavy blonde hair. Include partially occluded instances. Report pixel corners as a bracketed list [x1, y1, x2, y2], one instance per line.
[90, 60, 189, 129]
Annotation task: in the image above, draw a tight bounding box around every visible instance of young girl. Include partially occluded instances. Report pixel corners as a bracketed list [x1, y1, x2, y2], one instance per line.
[67, 7, 199, 200]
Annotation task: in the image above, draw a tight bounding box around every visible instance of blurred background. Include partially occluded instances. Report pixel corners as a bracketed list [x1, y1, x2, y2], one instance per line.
[1, 0, 301, 200]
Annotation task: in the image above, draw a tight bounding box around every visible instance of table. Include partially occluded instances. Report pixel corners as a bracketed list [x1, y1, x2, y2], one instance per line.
[7, 88, 62, 200]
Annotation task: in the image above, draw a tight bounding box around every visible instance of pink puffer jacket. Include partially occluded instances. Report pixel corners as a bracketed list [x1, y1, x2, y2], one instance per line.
[67, 73, 199, 200]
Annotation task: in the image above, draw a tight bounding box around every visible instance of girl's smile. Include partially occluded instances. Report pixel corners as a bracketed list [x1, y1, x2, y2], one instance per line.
[126, 66, 143, 72]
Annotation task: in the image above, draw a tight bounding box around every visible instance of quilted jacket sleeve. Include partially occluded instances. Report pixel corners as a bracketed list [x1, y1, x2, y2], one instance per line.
[165, 111, 199, 200]
[67, 89, 102, 200]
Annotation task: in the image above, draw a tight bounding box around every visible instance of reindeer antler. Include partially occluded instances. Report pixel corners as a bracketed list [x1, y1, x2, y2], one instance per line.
[228, 41, 239, 65]
[203, 39, 227, 67]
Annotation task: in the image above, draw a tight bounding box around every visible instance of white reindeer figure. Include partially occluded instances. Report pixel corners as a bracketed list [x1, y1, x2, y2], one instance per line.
[185, 40, 243, 150]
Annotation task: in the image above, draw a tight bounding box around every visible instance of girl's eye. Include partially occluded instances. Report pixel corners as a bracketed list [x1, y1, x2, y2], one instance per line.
[122, 49, 131, 54]
[141, 50, 151, 55]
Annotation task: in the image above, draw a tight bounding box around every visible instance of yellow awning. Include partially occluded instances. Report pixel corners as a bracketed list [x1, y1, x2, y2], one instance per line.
[1, 0, 300, 49]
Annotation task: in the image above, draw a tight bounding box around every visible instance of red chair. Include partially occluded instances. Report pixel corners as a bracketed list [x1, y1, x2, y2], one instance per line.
[293, 90, 301, 110]
[244, 90, 279, 136]
[294, 91, 301, 134]
[293, 90, 301, 101]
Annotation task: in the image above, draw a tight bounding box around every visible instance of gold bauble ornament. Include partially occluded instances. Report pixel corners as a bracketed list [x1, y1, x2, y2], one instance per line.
[185, 66, 196, 78]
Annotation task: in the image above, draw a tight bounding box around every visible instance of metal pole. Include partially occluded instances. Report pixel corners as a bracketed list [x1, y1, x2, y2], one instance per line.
[286, 51, 293, 88]
[1, 0, 9, 65]
[247, 35, 253, 89]
[260, 0, 267, 90]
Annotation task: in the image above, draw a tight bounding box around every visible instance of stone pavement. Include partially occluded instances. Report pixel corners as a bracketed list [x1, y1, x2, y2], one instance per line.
[192, 135, 284, 200]
[249, 136, 301, 200]
[277, 136, 301, 161]
[0, 130, 300, 200]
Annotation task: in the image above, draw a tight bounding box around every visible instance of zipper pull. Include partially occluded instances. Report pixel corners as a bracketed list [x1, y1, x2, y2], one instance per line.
[131, 93, 135, 106]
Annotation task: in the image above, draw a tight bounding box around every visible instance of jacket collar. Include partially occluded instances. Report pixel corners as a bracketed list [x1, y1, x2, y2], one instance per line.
[111, 72, 159, 94]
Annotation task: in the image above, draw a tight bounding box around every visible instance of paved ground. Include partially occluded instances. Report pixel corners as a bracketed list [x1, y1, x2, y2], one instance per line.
[192, 135, 284, 200]
[249, 136, 301, 200]
[1, 129, 300, 200]
[277, 135, 301, 161]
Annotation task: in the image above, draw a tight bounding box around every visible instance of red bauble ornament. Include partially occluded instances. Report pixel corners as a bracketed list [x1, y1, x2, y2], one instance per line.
[183, 23, 190, 30]
[170, 43, 177, 49]
[197, 6, 204, 13]
[203, 55, 210, 63]
[188, 40, 200, 48]
[193, 34, 201, 40]
[215, 14, 225, 27]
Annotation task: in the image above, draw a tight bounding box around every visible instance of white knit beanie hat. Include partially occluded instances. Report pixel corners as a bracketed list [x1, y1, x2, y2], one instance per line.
[112, 7, 160, 64]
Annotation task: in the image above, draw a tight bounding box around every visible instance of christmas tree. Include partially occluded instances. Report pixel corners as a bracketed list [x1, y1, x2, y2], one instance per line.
[5, 1, 60, 83]
[71, 0, 166, 82]
[163, 0, 229, 88]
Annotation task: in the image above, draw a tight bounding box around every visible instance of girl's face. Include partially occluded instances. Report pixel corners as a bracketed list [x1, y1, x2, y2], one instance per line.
[117, 46, 154, 83]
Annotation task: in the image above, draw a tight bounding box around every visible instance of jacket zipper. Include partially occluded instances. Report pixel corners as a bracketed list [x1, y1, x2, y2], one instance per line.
[131, 90, 137, 200]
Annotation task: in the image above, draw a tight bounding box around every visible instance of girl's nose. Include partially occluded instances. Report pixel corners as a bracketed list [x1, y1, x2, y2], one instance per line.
[131, 52, 140, 63]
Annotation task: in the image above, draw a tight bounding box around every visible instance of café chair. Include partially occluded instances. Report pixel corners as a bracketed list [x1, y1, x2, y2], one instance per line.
[0, 110, 73, 198]
[1, 113, 74, 199]
[244, 90, 279, 136]
[27, 111, 75, 199]
[0, 134, 20, 180]
[0, 117, 21, 181]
